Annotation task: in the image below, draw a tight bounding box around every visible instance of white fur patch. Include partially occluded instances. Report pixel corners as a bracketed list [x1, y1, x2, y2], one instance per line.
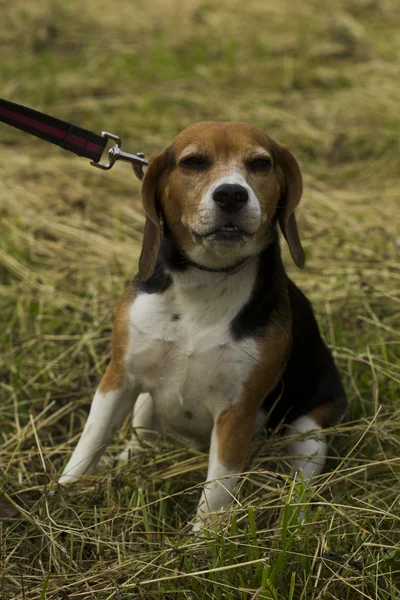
[118, 392, 157, 462]
[124, 264, 259, 446]
[288, 415, 327, 480]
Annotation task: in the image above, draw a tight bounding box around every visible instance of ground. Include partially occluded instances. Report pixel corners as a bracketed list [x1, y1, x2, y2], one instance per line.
[0, 0, 399, 598]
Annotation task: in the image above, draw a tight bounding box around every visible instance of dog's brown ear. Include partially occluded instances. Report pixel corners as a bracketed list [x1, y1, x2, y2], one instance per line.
[275, 143, 305, 268]
[139, 149, 169, 280]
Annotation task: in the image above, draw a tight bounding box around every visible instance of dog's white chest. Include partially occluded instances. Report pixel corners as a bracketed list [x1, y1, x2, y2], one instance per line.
[125, 282, 258, 440]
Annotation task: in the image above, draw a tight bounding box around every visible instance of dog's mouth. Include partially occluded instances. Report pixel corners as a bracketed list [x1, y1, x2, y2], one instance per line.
[192, 224, 252, 244]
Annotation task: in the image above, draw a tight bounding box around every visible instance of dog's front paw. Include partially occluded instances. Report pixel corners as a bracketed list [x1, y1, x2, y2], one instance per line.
[191, 520, 202, 534]
[191, 515, 211, 534]
[117, 446, 133, 464]
[58, 472, 79, 486]
[191, 509, 222, 534]
[118, 438, 144, 463]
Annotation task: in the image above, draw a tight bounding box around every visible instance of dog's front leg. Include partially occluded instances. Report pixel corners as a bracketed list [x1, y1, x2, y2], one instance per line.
[194, 404, 257, 530]
[59, 364, 139, 484]
[193, 330, 290, 530]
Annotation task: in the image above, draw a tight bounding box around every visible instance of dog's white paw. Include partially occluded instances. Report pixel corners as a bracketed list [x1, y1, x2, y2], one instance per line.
[191, 521, 202, 534]
[58, 472, 79, 486]
[118, 446, 132, 464]
[191, 510, 220, 534]
[118, 442, 143, 463]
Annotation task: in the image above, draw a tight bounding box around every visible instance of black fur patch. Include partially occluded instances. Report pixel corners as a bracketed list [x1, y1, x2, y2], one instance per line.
[261, 280, 347, 428]
[135, 260, 172, 294]
[230, 236, 284, 340]
[159, 230, 193, 273]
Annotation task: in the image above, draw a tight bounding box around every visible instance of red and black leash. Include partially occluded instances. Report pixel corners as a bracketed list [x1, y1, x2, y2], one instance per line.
[0, 98, 148, 179]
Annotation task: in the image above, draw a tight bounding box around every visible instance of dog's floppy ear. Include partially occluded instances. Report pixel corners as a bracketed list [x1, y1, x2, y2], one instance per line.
[274, 143, 305, 268]
[139, 148, 170, 280]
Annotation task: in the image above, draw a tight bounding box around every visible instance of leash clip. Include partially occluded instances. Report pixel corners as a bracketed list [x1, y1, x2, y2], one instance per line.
[90, 131, 148, 180]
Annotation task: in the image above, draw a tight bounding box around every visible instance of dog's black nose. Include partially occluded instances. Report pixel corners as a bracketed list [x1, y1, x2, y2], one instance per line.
[213, 184, 248, 213]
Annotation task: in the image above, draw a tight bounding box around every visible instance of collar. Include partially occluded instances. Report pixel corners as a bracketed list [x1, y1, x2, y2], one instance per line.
[159, 232, 257, 277]
[187, 255, 255, 275]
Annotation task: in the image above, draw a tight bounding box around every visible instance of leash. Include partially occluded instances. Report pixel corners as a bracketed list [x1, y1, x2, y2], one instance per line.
[0, 98, 148, 180]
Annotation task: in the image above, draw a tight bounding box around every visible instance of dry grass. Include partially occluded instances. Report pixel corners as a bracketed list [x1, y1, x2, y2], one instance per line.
[1, 0, 399, 598]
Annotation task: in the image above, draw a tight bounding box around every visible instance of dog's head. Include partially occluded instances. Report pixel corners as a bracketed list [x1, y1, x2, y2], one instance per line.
[139, 121, 304, 280]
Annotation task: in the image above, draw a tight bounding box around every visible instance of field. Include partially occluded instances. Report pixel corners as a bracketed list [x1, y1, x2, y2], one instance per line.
[1, 0, 399, 598]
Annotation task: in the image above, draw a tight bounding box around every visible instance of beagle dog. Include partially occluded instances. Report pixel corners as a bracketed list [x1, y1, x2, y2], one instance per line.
[59, 121, 347, 527]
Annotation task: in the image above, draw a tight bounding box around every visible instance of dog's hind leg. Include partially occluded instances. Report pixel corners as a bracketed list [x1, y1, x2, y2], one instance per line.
[59, 365, 139, 484]
[287, 414, 327, 480]
[118, 392, 160, 462]
[287, 397, 347, 481]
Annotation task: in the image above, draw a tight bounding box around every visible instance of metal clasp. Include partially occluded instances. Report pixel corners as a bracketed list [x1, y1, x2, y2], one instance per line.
[90, 131, 148, 180]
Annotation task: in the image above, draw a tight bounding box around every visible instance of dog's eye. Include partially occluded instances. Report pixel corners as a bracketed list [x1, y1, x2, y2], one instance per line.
[179, 156, 209, 169]
[248, 157, 272, 171]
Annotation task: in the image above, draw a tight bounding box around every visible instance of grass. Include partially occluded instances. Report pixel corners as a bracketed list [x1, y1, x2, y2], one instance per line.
[0, 0, 399, 597]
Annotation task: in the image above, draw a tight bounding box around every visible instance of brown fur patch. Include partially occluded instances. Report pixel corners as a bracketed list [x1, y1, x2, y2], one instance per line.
[98, 281, 137, 394]
[139, 149, 175, 280]
[216, 322, 291, 470]
[308, 396, 348, 428]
